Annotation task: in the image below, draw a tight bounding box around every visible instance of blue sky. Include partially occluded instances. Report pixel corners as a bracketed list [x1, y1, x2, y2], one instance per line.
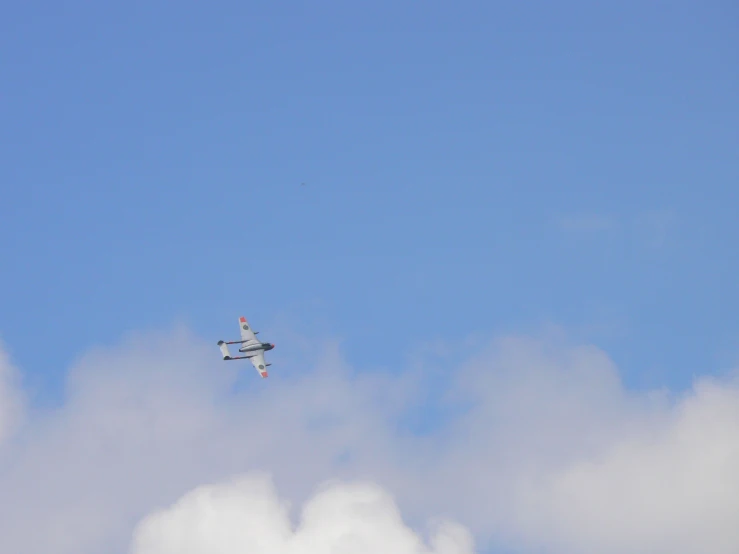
[1, 1, 737, 406]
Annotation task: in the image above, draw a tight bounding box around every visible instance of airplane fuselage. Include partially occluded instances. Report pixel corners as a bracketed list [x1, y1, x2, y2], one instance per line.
[239, 342, 275, 353]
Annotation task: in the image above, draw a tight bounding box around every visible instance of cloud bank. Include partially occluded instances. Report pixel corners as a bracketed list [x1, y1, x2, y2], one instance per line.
[0, 327, 738, 554]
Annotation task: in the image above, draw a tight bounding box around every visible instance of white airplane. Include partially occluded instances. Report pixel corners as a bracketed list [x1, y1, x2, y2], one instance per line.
[217, 316, 275, 378]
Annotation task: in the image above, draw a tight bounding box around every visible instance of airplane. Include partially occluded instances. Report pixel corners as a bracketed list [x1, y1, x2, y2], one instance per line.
[217, 316, 275, 378]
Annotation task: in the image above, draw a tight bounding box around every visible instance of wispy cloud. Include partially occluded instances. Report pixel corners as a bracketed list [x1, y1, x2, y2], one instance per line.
[633, 209, 678, 248]
[557, 209, 679, 249]
[556, 214, 617, 233]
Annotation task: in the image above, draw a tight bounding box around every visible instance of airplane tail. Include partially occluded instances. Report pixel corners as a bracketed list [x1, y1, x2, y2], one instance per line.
[217, 341, 253, 361]
[217, 340, 231, 360]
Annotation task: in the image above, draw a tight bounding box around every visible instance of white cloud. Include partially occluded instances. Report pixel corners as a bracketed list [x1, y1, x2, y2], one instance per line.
[130, 473, 474, 554]
[513, 376, 739, 554]
[0, 340, 24, 446]
[1, 327, 738, 554]
[426, 336, 739, 553]
[0, 329, 414, 554]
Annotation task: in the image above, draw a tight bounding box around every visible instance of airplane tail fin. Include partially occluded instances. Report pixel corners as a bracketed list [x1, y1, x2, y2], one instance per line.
[217, 340, 231, 360]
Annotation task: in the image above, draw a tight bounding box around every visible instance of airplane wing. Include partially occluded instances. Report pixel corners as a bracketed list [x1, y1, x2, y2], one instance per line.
[249, 351, 269, 378]
[238, 316, 260, 347]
